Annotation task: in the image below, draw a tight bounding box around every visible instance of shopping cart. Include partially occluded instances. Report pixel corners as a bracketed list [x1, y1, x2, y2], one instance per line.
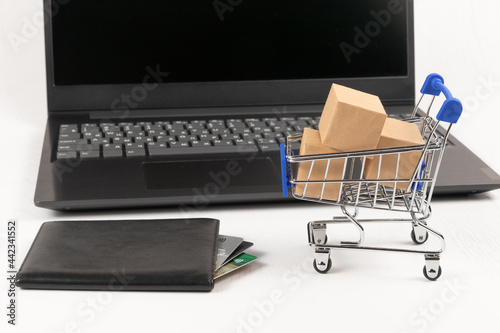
[280, 73, 463, 280]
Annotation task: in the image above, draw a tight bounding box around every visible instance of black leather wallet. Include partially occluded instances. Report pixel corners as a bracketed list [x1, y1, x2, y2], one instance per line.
[16, 218, 219, 291]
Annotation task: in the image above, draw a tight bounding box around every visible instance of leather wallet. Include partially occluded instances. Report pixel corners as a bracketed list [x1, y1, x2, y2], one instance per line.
[16, 218, 219, 291]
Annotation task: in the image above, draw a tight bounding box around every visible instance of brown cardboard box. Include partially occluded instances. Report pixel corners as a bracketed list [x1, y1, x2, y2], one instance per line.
[319, 83, 387, 151]
[364, 118, 425, 190]
[295, 128, 345, 201]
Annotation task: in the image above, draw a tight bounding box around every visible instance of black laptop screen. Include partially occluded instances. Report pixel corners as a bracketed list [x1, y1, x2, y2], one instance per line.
[52, 0, 408, 86]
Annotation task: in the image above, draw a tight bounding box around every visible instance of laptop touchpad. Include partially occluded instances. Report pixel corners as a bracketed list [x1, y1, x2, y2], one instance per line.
[143, 158, 281, 192]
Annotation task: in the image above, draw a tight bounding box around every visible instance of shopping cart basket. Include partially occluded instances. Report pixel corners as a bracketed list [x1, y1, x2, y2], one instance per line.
[280, 73, 463, 280]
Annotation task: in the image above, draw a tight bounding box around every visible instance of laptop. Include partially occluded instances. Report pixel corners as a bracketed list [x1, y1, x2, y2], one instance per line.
[34, 0, 500, 211]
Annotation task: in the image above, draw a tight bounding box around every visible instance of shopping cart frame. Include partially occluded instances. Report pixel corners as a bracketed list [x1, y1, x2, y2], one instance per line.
[280, 73, 463, 280]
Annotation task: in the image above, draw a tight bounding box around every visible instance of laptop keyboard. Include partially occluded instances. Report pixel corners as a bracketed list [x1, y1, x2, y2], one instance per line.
[56, 116, 320, 159]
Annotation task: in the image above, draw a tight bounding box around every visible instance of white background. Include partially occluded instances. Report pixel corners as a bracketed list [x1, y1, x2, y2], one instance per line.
[1, 0, 500, 332]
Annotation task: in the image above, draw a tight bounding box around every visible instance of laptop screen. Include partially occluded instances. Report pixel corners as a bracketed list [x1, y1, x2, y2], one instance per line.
[52, 0, 408, 86]
[46, 0, 413, 111]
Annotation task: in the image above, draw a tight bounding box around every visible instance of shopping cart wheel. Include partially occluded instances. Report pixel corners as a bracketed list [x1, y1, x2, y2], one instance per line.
[313, 258, 332, 274]
[411, 229, 429, 245]
[423, 265, 442, 281]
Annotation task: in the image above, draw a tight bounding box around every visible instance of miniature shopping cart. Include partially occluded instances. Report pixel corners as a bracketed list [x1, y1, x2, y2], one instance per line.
[280, 73, 463, 280]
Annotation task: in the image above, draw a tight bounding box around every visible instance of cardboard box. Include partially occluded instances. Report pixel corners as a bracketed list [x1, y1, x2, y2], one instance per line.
[319, 84, 387, 151]
[295, 128, 345, 201]
[364, 118, 425, 190]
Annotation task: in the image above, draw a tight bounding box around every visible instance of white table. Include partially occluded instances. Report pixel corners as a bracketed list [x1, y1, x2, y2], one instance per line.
[2, 1, 500, 332]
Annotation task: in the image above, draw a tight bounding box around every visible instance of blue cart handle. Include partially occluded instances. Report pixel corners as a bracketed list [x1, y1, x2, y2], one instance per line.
[419, 73, 463, 124]
[280, 143, 291, 197]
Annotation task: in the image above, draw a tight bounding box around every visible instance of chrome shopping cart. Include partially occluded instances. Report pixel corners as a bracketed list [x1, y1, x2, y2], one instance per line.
[280, 73, 463, 280]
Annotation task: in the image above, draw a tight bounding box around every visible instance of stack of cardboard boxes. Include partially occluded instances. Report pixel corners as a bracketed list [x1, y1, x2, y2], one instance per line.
[296, 84, 424, 200]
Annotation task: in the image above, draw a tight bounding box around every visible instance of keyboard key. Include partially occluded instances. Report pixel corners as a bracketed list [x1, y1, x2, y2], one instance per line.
[103, 144, 123, 150]
[246, 121, 267, 127]
[170, 141, 190, 148]
[102, 126, 121, 132]
[56, 151, 77, 159]
[235, 139, 256, 145]
[134, 136, 154, 143]
[228, 122, 247, 128]
[287, 120, 308, 126]
[189, 128, 210, 135]
[231, 128, 252, 134]
[126, 143, 145, 149]
[91, 138, 109, 145]
[220, 134, 241, 140]
[206, 123, 224, 130]
[81, 126, 100, 133]
[123, 125, 142, 131]
[271, 125, 286, 132]
[177, 135, 198, 141]
[213, 140, 234, 146]
[268, 121, 287, 127]
[58, 139, 88, 145]
[191, 141, 212, 147]
[259, 144, 281, 152]
[242, 133, 263, 139]
[80, 150, 100, 159]
[210, 128, 231, 134]
[60, 127, 79, 134]
[144, 125, 164, 131]
[83, 132, 103, 138]
[186, 124, 206, 130]
[168, 129, 188, 136]
[59, 133, 81, 139]
[147, 142, 167, 149]
[125, 148, 146, 157]
[103, 149, 123, 158]
[199, 134, 219, 141]
[104, 131, 123, 138]
[126, 130, 145, 137]
[293, 125, 308, 131]
[257, 138, 277, 145]
[146, 130, 165, 136]
[58, 145, 78, 151]
[155, 135, 176, 142]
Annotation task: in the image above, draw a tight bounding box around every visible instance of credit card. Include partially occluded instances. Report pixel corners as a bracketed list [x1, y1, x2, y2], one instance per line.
[216, 235, 243, 270]
[214, 253, 257, 279]
[221, 241, 254, 267]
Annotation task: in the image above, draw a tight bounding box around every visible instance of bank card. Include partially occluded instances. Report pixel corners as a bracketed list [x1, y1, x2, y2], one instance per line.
[214, 253, 257, 279]
[216, 235, 243, 269]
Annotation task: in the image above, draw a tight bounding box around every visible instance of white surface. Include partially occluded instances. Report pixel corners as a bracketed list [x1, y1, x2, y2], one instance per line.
[1, 1, 500, 332]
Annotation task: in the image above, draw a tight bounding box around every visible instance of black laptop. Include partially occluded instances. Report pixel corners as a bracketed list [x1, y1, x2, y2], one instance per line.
[34, 0, 500, 210]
